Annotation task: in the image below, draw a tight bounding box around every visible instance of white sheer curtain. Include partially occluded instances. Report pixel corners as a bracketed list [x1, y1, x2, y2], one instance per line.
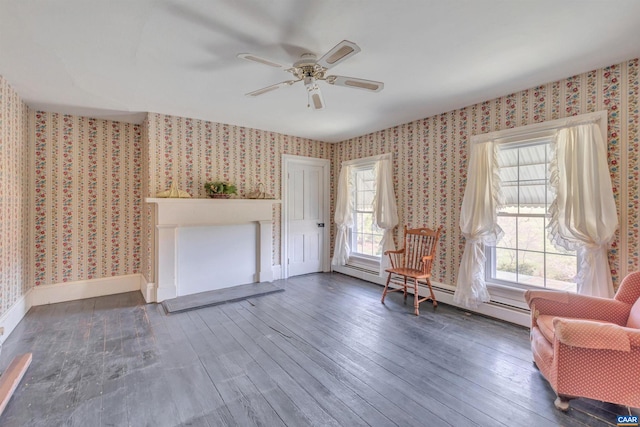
[454, 140, 503, 308]
[331, 164, 353, 267]
[548, 123, 618, 298]
[373, 154, 399, 276]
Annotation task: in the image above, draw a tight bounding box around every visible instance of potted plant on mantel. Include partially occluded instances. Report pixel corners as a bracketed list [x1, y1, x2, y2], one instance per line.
[204, 181, 238, 199]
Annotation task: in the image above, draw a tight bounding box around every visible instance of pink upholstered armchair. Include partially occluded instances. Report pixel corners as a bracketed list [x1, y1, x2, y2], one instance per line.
[525, 271, 640, 411]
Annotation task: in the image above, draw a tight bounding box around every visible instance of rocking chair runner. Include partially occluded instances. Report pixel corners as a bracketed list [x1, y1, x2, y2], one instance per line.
[382, 225, 443, 315]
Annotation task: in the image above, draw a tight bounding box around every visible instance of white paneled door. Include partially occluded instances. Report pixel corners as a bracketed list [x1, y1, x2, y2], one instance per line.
[286, 159, 327, 277]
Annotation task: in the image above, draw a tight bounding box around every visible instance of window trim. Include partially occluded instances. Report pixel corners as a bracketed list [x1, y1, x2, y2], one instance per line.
[339, 154, 393, 265]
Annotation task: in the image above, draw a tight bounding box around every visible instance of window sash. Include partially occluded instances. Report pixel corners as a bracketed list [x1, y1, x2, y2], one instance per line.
[350, 165, 383, 258]
[486, 139, 577, 292]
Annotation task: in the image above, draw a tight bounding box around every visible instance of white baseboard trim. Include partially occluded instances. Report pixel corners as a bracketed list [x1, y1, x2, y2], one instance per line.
[332, 265, 530, 327]
[139, 275, 155, 303]
[29, 274, 141, 307]
[1, 274, 144, 345]
[0, 291, 32, 345]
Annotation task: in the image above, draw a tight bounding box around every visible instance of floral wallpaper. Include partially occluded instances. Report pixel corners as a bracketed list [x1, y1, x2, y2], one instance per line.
[31, 112, 142, 286]
[332, 58, 639, 290]
[141, 113, 332, 282]
[0, 57, 638, 320]
[0, 76, 30, 317]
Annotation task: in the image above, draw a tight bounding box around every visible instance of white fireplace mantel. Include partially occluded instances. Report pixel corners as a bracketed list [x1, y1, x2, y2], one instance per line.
[146, 198, 281, 302]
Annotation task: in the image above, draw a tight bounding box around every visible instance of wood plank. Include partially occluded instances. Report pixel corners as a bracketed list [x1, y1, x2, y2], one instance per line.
[192, 310, 342, 427]
[0, 353, 32, 416]
[204, 304, 375, 426]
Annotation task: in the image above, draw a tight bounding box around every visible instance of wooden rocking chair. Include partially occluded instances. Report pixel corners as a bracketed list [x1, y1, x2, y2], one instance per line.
[381, 225, 443, 315]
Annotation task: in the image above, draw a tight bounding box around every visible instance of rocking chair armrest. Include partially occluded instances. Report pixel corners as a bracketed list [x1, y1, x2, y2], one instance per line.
[385, 249, 404, 269]
[418, 255, 434, 274]
[384, 249, 404, 256]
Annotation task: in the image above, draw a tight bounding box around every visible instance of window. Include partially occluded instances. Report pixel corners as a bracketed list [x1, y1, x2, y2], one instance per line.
[332, 153, 397, 272]
[487, 139, 578, 292]
[350, 165, 384, 258]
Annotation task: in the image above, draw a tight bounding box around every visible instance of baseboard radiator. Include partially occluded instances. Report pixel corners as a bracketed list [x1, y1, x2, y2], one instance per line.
[335, 264, 530, 326]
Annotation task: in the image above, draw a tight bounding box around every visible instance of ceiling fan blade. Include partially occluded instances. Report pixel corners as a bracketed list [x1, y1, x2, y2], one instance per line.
[245, 80, 298, 97]
[316, 40, 361, 70]
[237, 53, 286, 69]
[325, 75, 384, 92]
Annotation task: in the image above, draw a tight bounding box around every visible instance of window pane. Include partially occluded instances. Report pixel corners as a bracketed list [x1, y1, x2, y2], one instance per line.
[373, 233, 384, 256]
[518, 251, 544, 286]
[350, 165, 380, 258]
[363, 190, 374, 209]
[356, 191, 368, 210]
[495, 248, 517, 281]
[518, 183, 547, 210]
[518, 206, 546, 215]
[354, 212, 363, 233]
[366, 212, 373, 232]
[489, 139, 580, 291]
[355, 233, 365, 254]
[517, 216, 545, 252]
[496, 215, 516, 248]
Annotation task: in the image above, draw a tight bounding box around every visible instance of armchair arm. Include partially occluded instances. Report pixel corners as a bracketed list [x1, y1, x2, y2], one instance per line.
[420, 255, 434, 274]
[384, 249, 404, 255]
[525, 289, 631, 327]
[384, 248, 404, 269]
[553, 318, 638, 352]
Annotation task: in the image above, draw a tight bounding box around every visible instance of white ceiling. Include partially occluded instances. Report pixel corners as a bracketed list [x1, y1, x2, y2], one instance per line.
[1, 1, 639, 143]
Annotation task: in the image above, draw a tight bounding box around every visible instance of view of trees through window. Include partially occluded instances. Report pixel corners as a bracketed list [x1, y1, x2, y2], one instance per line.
[489, 141, 577, 292]
[351, 167, 384, 257]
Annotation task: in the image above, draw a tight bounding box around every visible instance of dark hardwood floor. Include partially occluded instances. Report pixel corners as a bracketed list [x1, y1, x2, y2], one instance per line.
[0, 273, 627, 426]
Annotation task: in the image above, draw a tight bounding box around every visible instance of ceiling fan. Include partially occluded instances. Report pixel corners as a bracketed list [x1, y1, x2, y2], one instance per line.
[237, 40, 384, 110]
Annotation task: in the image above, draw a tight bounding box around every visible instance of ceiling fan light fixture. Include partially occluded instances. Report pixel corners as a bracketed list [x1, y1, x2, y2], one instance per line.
[304, 76, 325, 110]
[310, 92, 324, 109]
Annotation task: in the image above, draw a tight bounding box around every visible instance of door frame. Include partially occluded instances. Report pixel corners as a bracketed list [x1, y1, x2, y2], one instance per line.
[281, 154, 331, 279]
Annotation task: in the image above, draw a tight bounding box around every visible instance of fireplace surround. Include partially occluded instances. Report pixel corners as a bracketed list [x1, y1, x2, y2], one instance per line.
[145, 198, 281, 302]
